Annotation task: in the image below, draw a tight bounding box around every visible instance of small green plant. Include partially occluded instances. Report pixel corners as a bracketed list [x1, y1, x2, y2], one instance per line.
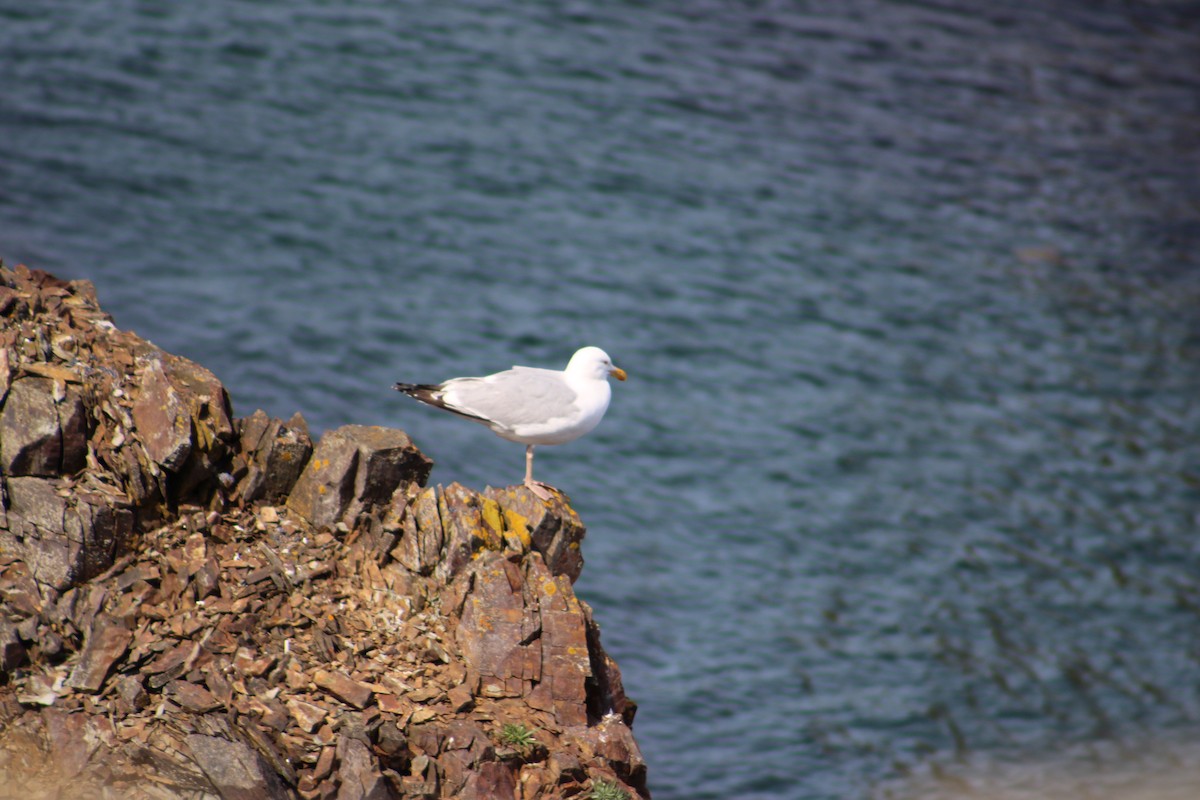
[588, 778, 630, 800]
[499, 722, 537, 750]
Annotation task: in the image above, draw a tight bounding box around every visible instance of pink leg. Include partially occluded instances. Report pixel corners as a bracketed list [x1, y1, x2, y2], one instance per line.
[523, 445, 553, 500]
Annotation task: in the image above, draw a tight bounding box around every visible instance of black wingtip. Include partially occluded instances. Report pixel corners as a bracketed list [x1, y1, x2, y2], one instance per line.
[394, 382, 439, 400]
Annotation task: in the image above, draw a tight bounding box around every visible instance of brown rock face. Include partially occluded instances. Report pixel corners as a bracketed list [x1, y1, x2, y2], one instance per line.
[483, 487, 589, 584]
[235, 409, 313, 503]
[4, 475, 133, 589]
[455, 553, 600, 728]
[65, 614, 133, 693]
[131, 357, 195, 472]
[286, 424, 433, 530]
[0, 263, 648, 800]
[0, 377, 66, 476]
[187, 734, 292, 800]
[0, 264, 236, 524]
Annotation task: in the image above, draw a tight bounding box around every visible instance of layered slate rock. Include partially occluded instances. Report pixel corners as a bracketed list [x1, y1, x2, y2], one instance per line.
[187, 734, 292, 800]
[0, 263, 648, 800]
[286, 424, 432, 530]
[131, 357, 194, 473]
[456, 553, 594, 726]
[483, 487, 588, 584]
[233, 409, 313, 504]
[0, 265, 233, 586]
[65, 614, 133, 693]
[4, 472, 134, 590]
[0, 379, 53, 474]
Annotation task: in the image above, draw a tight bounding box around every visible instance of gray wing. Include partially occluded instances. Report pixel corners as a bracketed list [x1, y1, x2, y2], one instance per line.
[441, 366, 580, 429]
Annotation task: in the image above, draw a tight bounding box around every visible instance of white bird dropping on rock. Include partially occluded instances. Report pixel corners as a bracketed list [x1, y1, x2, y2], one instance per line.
[394, 346, 627, 499]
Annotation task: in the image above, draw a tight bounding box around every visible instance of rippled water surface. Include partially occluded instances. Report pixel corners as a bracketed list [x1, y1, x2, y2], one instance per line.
[4, 2, 1200, 797]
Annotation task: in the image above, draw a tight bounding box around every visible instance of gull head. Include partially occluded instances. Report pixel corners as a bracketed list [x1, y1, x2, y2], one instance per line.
[567, 346, 627, 382]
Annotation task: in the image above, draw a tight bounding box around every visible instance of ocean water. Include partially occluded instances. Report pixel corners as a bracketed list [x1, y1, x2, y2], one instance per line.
[3, 1, 1200, 797]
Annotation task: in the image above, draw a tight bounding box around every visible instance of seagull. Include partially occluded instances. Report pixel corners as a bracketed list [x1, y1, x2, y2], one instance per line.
[394, 346, 627, 500]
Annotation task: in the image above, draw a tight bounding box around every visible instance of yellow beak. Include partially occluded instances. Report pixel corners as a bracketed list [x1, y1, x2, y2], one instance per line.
[611, 366, 628, 382]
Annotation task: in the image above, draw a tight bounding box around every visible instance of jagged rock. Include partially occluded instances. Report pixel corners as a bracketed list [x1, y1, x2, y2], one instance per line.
[517, 763, 551, 799]
[166, 680, 222, 712]
[391, 487, 443, 575]
[5, 476, 65, 534]
[132, 350, 236, 503]
[287, 424, 432, 529]
[114, 674, 149, 712]
[335, 737, 394, 800]
[446, 683, 473, 713]
[314, 668, 374, 710]
[525, 558, 592, 727]
[485, 486, 587, 582]
[565, 715, 649, 793]
[4, 477, 70, 588]
[0, 377, 63, 476]
[0, 264, 235, 525]
[0, 263, 650, 800]
[456, 551, 591, 727]
[547, 750, 588, 785]
[392, 483, 586, 586]
[0, 558, 44, 618]
[235, 409, 313, 503]
[66, 614, 132, 693]
[187, 733, 291, 800]
[4, 476, 133, 589]
[435, 483, 504, 581]
[401, 752, 438, 798]
[42, 707, 95, 779]
[131, 356, 193, 472]
[459, 761, 517, 800]
[456, 556, 538, 699]
[287, 699, 328, 733]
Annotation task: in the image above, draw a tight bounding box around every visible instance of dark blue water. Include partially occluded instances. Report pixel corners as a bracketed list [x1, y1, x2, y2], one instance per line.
[4, 2, 1200, 797]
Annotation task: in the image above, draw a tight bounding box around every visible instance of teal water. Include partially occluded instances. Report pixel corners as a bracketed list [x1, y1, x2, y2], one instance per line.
[3, 2, 1200, 797]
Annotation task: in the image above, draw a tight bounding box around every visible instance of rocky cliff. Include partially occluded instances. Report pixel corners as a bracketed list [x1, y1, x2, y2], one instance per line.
[0, 264, 647, 800]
